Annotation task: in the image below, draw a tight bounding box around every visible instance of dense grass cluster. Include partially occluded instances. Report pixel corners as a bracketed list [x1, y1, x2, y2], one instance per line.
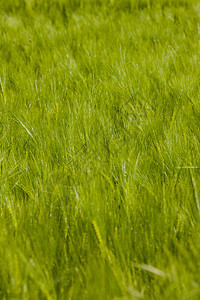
[1, 0, 200, 299]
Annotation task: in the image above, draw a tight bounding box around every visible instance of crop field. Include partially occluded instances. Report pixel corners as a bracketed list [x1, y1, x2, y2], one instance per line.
[0, 0, 200, 299]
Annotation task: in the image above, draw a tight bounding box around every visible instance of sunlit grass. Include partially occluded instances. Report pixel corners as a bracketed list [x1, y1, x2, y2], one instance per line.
[0, 0, 200, 299]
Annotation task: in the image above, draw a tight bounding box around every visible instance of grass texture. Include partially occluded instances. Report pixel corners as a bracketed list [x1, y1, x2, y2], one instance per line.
[1, 0, 200, 299]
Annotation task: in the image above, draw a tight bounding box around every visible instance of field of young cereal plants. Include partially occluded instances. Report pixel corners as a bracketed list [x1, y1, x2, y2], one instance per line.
[1, 0, 200, 299]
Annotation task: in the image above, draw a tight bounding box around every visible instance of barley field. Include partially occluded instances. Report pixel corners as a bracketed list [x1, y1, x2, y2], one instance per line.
[1, 0, 200, 299]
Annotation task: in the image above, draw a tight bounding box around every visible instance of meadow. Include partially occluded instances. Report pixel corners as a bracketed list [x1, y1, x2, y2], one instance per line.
[0, 0, 200, 299]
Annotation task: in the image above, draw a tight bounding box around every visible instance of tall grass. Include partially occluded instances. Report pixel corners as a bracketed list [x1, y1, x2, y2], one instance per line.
[0, 0, 200, 299]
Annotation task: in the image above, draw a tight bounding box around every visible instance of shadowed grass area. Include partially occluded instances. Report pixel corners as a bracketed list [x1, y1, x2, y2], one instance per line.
[0, 0, 200, 299]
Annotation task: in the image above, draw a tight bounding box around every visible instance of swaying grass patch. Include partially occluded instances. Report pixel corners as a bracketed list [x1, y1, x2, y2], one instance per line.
[0, 0, 200, 299]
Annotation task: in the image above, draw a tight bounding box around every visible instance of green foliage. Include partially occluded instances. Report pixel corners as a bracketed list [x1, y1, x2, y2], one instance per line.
[0, 0, 200, 299]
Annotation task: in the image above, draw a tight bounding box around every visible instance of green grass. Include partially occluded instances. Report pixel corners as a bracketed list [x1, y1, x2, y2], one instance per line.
[1, 0, 200, 299]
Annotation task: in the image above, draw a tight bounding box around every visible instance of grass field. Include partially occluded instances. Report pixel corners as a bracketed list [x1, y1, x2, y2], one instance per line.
[1, 0, 200, 299]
